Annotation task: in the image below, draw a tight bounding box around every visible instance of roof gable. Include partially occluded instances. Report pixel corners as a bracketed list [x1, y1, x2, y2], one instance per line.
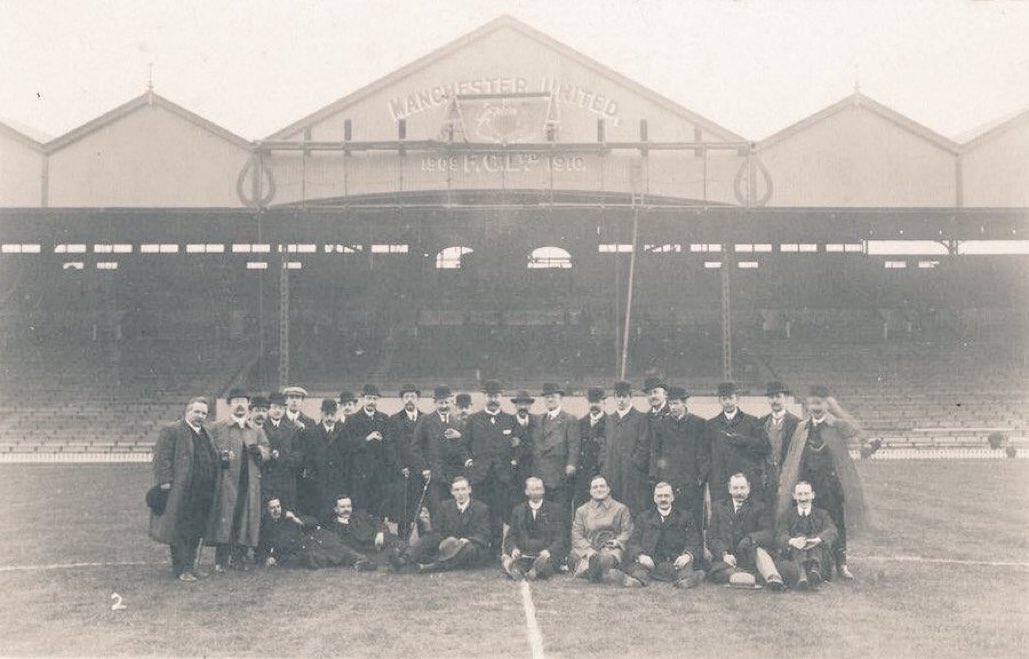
[960, 108, 1029, 152]
[267, 15, 742, 141]
[0, 120, 44, 151]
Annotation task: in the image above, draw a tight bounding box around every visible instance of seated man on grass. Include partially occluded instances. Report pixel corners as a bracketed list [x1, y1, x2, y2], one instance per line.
[616, 481, 704, 589]
[326, 495, 408, 561]
[502, 477, 567, 580]
[257, 498, 376, 571]
[407, 476, 491, 573]
[569, 475, 633, 583]
[776, 481, 838, 591]
[707, 473, 785, 591]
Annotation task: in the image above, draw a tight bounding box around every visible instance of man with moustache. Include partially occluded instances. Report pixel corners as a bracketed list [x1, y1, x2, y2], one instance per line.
[297, 398, 348, 520]
[282, 386, 316, 429]
[510, 389, 537, 510]
[387, 384, 423, 535]
[574, 387, 608, 510]
[464, 379, 520, 548]
[530, 383, 579, 518]
[707, 382, 770, 505]
[708, 473, 785, 590]
[416, 386, 473, 516]
[502, 477, 567, 580]
[602, 380, 650, 514]
[455, 393, 474, 425]
[347, 384, 392, 520]
[643, 376, 671, 419]
[619, 481, 705, 589]
[649, 386, 708, 534]
[776, 481, 838, 590]
[261, 392, 301, 510]
[338, 390, 359, 419]
[207, 388, 270, 571]
[760, 381, 801, 495]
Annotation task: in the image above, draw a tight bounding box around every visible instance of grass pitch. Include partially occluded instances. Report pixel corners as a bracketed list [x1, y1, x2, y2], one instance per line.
[0, 461, 1027, 657]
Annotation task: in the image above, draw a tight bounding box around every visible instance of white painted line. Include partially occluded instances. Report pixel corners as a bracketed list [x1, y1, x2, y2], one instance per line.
[519, 580, 546, 659]
[855, 555, 1029, 568]
[0, 561, 157, 573]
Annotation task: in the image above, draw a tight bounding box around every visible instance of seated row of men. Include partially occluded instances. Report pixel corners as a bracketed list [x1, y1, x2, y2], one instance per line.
[148, 377, 864, 585]
[255, 472, 838, 592]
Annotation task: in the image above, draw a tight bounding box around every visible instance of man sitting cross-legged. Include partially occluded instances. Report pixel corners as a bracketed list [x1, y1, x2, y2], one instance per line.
[408, 476, 491, 573]
[257, 498, 376, 571]
[776, 481, 838, 591]
[707, 473, 786, 591]
[502, 477, 568, 581]
[326, 495, 407, 565]
[616, 481, 705, 589]
[570, 475, 634, 583]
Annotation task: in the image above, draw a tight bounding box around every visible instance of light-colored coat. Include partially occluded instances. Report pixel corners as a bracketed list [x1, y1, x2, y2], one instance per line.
[205, 419, 270, 548]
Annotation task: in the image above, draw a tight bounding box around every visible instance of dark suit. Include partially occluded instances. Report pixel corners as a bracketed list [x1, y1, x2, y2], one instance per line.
[649, 412, 709, 532]
[465, 410, 521, 541]
[627, 506, 704, 585]
[574, 412, 607, 509]
[775, 505, 838, 586]
[410, 499, 491, 570]
[297, 422, 349, 519]
[387, 409, 423, 529]
[707, 410, 771, 503]
[530, 410, 580, 517]
[603, 408, 651, 514]
[707, 497, 775, 583]
[413, 412, 468, 515]
[346, 409, 392, 519]
[503, 500, 567, 578]
[261, 418, 301, 510]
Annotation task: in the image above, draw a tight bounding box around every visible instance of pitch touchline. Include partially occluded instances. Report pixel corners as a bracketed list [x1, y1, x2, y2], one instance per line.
[520, 581, 546, 659]
[854, 555, 1029, 568]
[0, 561, 157, 573]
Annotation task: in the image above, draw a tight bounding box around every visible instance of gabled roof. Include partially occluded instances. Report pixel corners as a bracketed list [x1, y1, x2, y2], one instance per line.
[45, 89, 251, 152]
[0, 120, 44, 151]
[959, 108, 1029, 151]
[267, 14, 743, 141]
[758, 91, 960, 155]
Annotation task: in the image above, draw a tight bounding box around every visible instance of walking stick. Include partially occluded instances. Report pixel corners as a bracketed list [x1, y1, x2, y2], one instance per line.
[406, 477, 431, 544]
[402, 472, 410, 536]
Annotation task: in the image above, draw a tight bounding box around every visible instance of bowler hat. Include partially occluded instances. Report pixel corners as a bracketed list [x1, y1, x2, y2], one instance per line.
[399, 384, 420, 397]
[145, 485, 168, 515]
[540, 383, 564, 397]
[808, 384, 831, 399]
[249, 396, 271, 409]
[338, 390, 358, 403]
[511, 390, 536, 404]
[482, 379, 503, 395]
[361, 384, 381, 398]
[586, 387, 605, 403]
[433, 385, 452, 400]
[666, 385, 688, 401]
[455, 393, 472, 407]
[613, 380, 632, 396]
[321, 398, 339, 415]
[268, 392, 286, 406]
[225, 387, 250, 403]
[716, 382, 738, 398]
[282, 386, 308, 398]
[437, 536, 464, 562]
[765, 381, 790, 397]
[642, 376, 667, 393]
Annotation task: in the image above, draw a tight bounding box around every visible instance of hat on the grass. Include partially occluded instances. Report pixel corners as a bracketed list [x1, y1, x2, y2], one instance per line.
[146, 485, 168, 515]
[282, 386, 308, 398]
[728, 572, 757, 588]
[268, 392, 286, 406]
[361, 384, 381, 398]
[807, 384, 831, 399]
[511, 390, 536, 404]
[613, 381, 632, 396]
[433, 385, 452, 400]
[586, 387, 606, 403]
[437, 536, 464, 562]
[399, 384, 421, 397]
[338, 390, 358, 403]
[717, 382, 738, 398]
[765, 381, 790, 397]
[642, 376, 667, 393]
[540, 382, 564, 397]
[249, 396, 271, 410]
[225, 387, 250, 403]
[667, 385, 688, 401]
[482, 379, 504, 395]
[455, 393, 472, 407]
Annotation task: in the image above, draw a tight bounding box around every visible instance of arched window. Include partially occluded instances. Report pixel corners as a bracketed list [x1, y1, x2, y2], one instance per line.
[436, 246, 474, 269]
[528, 246, 573, 269]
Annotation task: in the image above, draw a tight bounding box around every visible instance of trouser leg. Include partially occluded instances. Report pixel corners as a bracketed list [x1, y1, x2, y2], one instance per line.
[439, 543, 484, 571]
[754, 547, 783, 583]
[531, 554, 557, 579]
[709, 560, 735, 583]
[777, 556, 802, 586]
[628, 562, 653, 585]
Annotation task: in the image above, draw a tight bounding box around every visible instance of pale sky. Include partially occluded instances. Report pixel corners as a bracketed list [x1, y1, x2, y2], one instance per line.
[2, 0, 1027, 143]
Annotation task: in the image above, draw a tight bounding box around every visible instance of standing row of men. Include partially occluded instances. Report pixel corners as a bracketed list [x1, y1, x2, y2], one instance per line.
[149, 377, 865, 584]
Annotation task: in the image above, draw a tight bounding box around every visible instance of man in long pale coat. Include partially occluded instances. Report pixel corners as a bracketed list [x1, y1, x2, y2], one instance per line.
[206, 387, 270, 571]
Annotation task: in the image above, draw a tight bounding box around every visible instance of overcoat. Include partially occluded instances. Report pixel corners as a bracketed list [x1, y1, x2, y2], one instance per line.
[205, 419, 270, 547]
[148, 420, 217, 545]
[601, 408, 650, 512]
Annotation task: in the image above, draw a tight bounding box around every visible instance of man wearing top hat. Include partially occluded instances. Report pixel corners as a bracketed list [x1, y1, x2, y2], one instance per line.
[760, 381, 801, 495]
[387, 384, 423, 535]
[297, 398, 348, 520]
[414, 386, 472, 516]
[464, 379, 520, 547]
[707, 382, 771, 505]
[149, 397, 218, 581]
[347, 384, 393, 520]
[282, 386, 316, 429]
[649, 385, 709, 534]
[574, 387, 608, 510]
[530, 383, 579, 519]
[643, 376, 671, 419]
[603, 380, 651, 514]
[261, 392, 302, 511]
[206, 387, 271, 571]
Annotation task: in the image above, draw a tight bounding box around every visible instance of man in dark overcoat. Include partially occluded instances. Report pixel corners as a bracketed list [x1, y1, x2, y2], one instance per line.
[649, 386, 709, 533]
[502, 477, 567, 580]
[347, 384, 393, 519]
[707, 382, 770, 504]
[602, 380, 650, 514]
[261, 392, 302, 510]
[408, 477, 491, 573]
[573, 387, 608, 510]
[530, 383, 579, 520]
[464, 379, 520, 547]
[620, 482, 704, 589]
[386, 384, 423, 534]
[297, 398, 348, 520]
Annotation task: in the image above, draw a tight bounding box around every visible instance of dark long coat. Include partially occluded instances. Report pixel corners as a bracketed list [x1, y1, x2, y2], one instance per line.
[205, 419, 271, 548]
[707, 411, 770, 503]
[387, 409, 424, 525]
[574, 412, 608, 508]
[346, 409, 393, 517]
[602, 407, 651, 513]
[530, 410, 580, 490]
[464, 411, 522, 486]
[261, 418, 301, 508]
[707, 497, 775, 560]
[149, 420, 217, 545]
[297, 421, 349, 518]
[649, 412, 709, 491]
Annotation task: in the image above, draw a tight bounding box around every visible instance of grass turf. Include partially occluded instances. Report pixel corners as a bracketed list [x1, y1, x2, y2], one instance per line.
[0, 461, 1026, 657]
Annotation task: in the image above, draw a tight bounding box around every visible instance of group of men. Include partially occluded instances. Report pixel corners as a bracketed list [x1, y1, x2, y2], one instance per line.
[148, 376, 866, 592]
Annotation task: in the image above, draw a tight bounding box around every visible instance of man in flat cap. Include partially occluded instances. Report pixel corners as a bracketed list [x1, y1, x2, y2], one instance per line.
[149, 397, 218, 581]
[649, 385, 708, 535]
[530, 383, 579, 520]
[574, 387, 608, 510]
[760, 381, 801, 496]
[207, 387, 271, 571]
[618, 481, 705, 589]
[347, 384, 392, 521]
[503, 477, 567, 580]
[282, 386, 316, 429]
[387, 384, 423, 535]
[776, 385, 866, 580]
[261, 392, 302, 511]
[707, 382, 770, 505]
[297, 398, 348, 520]
[465, 379, 520, 548]
[643, 376, 670, 419]
[602, 380, 651, 514]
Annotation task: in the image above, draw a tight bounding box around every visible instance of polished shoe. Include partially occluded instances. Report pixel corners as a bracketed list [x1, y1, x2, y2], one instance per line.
[416, 562, 438, 574]
[354, 559, 378, 572]
[213, 564, 227, 574]
[178, 572, 198, 582]
[525, 567, 538, 581]
[808, 569, 823, 588]
[795, 576, 810, 591]
[837, 564, 855, 580]
[586, 554, 603, 582]
[675, 571, 705, 589]
[621, 573, 644, 588]
[766, 577, 786, 593]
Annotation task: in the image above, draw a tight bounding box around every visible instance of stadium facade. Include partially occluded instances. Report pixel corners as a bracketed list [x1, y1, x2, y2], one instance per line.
[0, 15, 1026, 393]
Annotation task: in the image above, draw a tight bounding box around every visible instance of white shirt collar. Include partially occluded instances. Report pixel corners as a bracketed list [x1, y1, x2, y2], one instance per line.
[528, 500, 543, 511]
[771, 410, 785, 422]
[270, 419, 280, 428]
[811, 415, 825, 426]
[548, 408, 561, 420]
[231, 416, 247, 429]
[323, 421, 336, 432]
[286, 410, 300, 420]
[407, 410, 418, 421]
[438, 412, 449, 424]
[797, 504, 812, 516]
[186, 421, 203, 434]
[456, 500, 469, 513]
[723, 409, 738, 421]
[657, 507, 673, 519]
[733, 499, 745, 512]
[616, 407, 632, 419]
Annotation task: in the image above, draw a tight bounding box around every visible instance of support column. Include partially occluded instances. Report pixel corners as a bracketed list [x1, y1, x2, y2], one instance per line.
[721, 244, 733, 381]
[278, 261, 290, 389]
